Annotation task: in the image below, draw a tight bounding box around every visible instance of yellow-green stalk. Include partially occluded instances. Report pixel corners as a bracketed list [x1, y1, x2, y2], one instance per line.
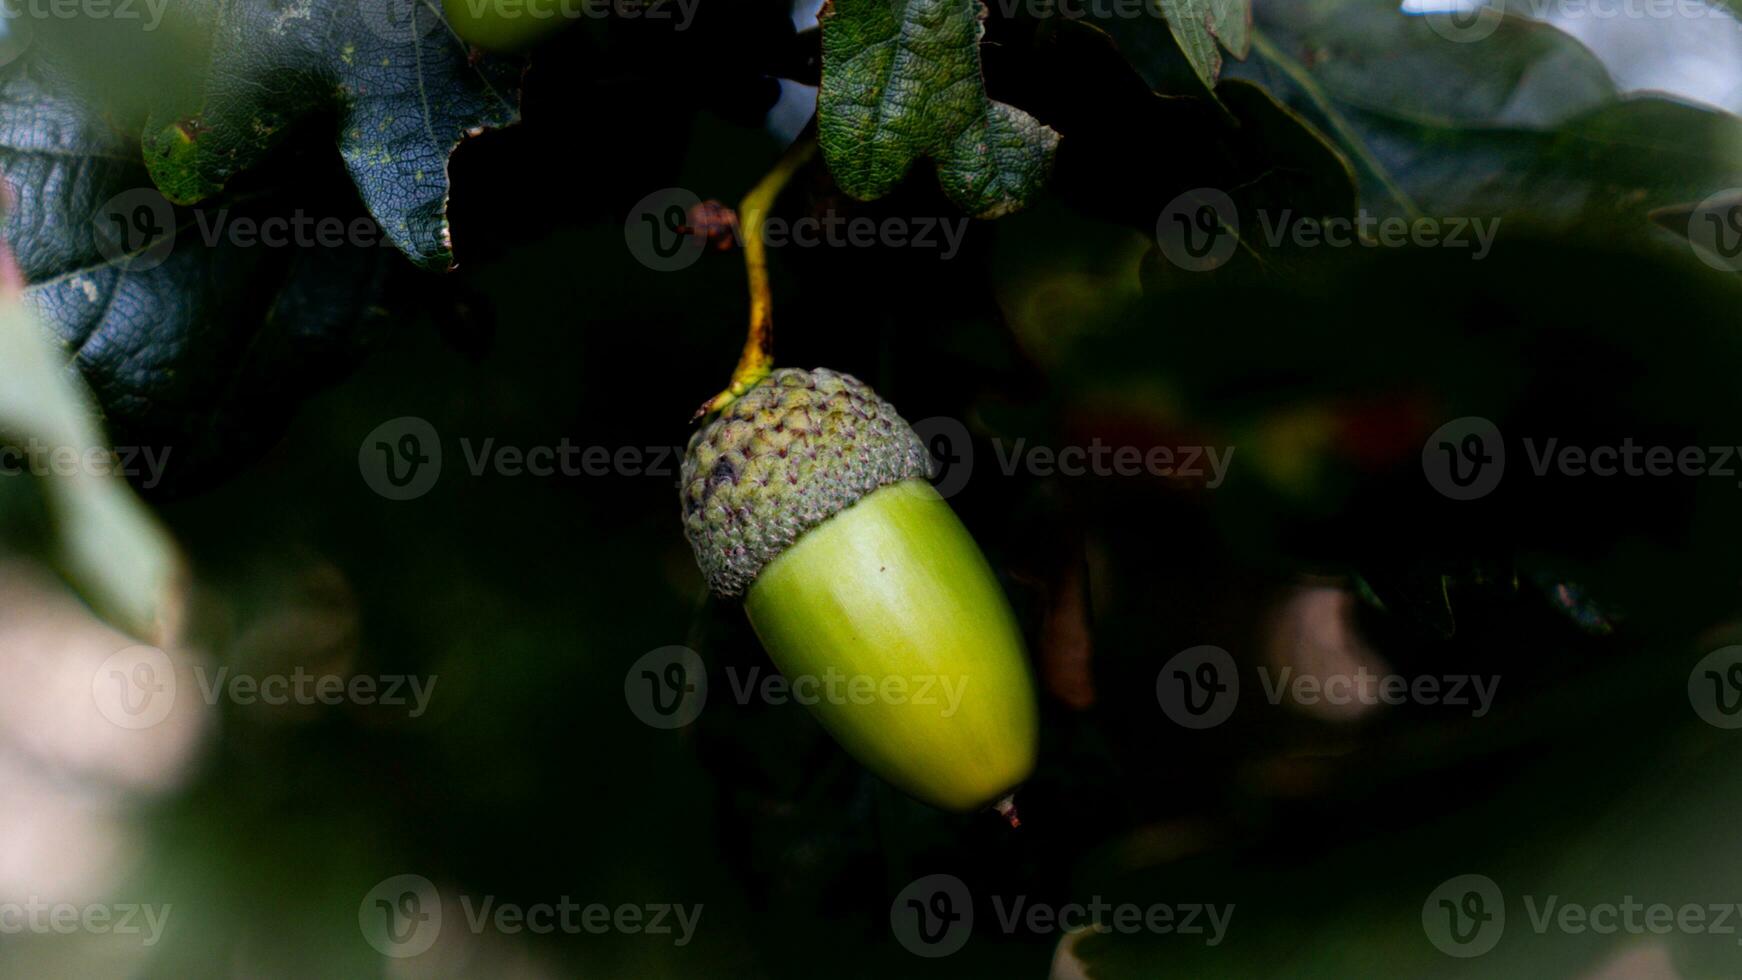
[680, 368, 1037, 814]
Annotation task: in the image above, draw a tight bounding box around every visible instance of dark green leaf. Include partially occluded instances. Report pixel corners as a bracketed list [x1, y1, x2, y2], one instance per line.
[140, 0, 525, 270]
[819, 0, 1060, 219]
[1158, 0, 1252, 92]
[1221, 0, 1742, 234]
[0, 57, 390, 490]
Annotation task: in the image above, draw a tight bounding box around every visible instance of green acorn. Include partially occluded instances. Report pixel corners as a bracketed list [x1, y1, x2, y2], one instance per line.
[680, 368, 1038, 815]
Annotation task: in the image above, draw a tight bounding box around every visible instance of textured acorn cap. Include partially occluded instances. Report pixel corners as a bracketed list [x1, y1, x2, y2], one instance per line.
[680, 368, 935, 597]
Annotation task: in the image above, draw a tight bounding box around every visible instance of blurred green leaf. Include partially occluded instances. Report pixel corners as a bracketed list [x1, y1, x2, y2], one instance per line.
[0, 246, 183, 643]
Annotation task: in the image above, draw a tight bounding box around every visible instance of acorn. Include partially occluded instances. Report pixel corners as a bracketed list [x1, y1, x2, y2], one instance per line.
[680, 368, 1038, 814]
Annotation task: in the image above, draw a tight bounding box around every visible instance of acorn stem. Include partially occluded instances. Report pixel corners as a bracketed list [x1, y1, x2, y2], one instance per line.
[693, 135, 818, 421]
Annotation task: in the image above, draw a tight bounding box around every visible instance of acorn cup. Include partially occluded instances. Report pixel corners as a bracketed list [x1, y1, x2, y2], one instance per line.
[680, 368, 1038, 815]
